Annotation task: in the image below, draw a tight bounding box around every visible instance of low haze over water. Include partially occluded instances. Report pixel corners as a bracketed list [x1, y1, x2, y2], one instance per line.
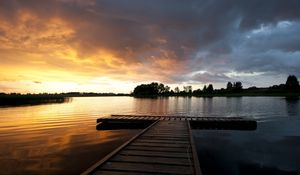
[0, 97, 300, 174]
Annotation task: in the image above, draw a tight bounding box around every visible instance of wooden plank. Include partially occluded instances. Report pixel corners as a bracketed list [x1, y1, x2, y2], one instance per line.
[109, 115, 243, 120]
[129, 142, 190, 148]
[96, 119, 155, 130]
[111, 155, 192, 166]
[142, 134, 189, 138]
[141, 133, 189, 137]
[126, 145, 191, 153]
[151, 125, 186, 128]
[152, 127, 187, 130]
[120, 150, 190, 158]
[144, 129, 188, 133]
[114, 116, 123, 119]
[149, 128, 188, 131]
[150, 124, 185, 127]
[139, 136, 189, 141]
[147, 129, 188, 133]
[141, 134, 189, 139]
[94, 170, 151, 175]
[147, 129, 188, 132]
[149, 116, 156, 120]
[134, 139, 189, 144]
[150, 125, 186, 128]
[149, 125, 185, 128]
[151, 128, 187, 130]
[158, 122, 186, 124]
[81, 120, 159, 175]
[141, 130, 188, 134]
[147, 132, 189, 135]
[100, 162, 194, 175]
[149, 125, 183, 127]
[141, 135, 189, 139]
[84, 118, 204, 175]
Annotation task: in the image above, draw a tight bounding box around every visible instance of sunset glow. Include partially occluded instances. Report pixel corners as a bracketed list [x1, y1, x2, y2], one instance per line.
[1, 0, 300, 93]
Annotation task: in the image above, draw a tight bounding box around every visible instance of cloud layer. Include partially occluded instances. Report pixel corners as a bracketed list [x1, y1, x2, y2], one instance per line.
[0, 0, 300, 92]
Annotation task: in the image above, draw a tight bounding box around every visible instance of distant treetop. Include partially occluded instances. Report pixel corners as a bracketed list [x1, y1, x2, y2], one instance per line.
[132, 75, 300, 97]
[285, 75, 300, 90]
[133, 82, 169, 96]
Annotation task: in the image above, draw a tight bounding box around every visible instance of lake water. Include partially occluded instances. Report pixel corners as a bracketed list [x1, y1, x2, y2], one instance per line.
[0, 97, 299, 175]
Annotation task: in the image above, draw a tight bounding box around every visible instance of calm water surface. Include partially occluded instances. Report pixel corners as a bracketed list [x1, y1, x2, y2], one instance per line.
[0, 97, 299, 175]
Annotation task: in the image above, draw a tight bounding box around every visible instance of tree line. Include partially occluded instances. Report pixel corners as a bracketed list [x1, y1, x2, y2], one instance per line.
[132, 75, 300, 96]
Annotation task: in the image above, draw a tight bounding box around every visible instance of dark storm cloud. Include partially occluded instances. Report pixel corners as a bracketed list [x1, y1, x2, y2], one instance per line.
[174, 72, 232, 84]
[1, 0, 300, 85]
[192, 72, 232, 83]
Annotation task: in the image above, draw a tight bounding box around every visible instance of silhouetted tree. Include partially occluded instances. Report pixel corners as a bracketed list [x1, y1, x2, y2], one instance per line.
[207, 84, 214, 94]
[193, 89, 202, 95]
[233, 82, 243, 92]
[183, 86, 192, 94]
[174, 87, 180, 93]
[202, 85, 207, 93]
[133, 82, 167, 96]
[269, 84, 285, 90]
[248, 86, 257, 90]
[285, 75, 300, 90]
[226, 82, 233, 90]
[158, 83, 165, 93]
[165, 86, 170, 93]
[170, 90, 174, 95]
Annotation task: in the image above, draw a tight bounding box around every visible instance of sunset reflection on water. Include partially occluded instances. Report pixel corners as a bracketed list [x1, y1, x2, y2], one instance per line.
[0, 96, 299, 175]
[0, 97, 138, 174]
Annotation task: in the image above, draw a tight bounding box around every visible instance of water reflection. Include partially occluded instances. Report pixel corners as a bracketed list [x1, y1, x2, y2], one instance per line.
[194, 114, 300, 175]
[133, 97, 170, 115]
[0, 97, 299, 175]
[202, 97, 213, 115]
[285, 97, 300, 117]
[0, 97, 138, 174]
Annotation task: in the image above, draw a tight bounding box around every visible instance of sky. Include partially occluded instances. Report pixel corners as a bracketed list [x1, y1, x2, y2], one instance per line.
[0, 0, 300, 93]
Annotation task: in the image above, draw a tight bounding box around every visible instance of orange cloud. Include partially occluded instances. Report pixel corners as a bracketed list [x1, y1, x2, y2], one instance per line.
[0, 4, 191, 93]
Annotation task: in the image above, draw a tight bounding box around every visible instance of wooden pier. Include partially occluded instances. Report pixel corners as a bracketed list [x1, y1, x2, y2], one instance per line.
[82, 115, 257, 175]
[97, 115, 257, 130]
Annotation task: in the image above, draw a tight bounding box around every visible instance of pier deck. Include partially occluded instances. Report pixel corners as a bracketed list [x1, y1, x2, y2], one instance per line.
[82, 115, 256, 175]
[82, 119, 201, 175]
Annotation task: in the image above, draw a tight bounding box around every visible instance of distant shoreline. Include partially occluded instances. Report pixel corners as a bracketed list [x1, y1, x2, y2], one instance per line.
[0, 93, 130, 107]
[131, 89, 300, 98]
[1, 92, 299, 107]
[0, 94, 70, 107]
[132, 93, 300, 98]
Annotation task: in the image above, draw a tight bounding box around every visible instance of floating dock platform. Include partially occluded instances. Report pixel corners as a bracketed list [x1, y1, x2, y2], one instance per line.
[82, 115, 257, 175]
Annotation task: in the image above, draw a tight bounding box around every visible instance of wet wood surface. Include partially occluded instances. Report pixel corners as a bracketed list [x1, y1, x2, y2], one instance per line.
[82, 120, 202, 175]
[83, 115, 257, 175]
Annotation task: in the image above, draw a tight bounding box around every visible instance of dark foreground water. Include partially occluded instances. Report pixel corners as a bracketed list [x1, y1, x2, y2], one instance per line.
[0, 97, 299, 175]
